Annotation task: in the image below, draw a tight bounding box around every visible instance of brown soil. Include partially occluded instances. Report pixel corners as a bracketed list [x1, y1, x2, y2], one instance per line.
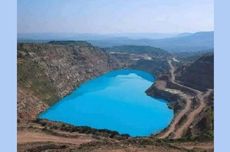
[158, 59, 213, 139]
[18, 130, 93, 146]
[17, 57, 213, 152]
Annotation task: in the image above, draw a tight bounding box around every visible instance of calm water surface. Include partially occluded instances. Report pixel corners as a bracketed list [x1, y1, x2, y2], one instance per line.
[40, 69, 173, 136]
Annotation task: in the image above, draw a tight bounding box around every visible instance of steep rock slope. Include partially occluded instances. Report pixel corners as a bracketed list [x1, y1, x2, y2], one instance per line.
[176, 54, 214, 91]
[175, 54, 214, 140]
[17, 41, 120, 123]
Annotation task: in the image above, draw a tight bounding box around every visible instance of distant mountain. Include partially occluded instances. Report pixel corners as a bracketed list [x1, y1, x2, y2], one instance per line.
[175, 32, 193, 37]
[104, 33, 178, 39]
[18, 31, 214, 52]
[90, 32, 214, 52]
[174, 49, 214, 64]
[18, 33, 178, 41]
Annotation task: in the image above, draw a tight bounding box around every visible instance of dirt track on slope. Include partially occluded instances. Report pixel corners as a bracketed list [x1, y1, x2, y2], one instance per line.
[174, 90, 212, 138]
[159, 93, 192, 138]
[158, 60, 192, 138]
[158, 59, 211, 139]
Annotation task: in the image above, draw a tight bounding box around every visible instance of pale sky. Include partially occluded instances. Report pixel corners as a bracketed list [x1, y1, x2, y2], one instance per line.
[18, 0, 214, 34]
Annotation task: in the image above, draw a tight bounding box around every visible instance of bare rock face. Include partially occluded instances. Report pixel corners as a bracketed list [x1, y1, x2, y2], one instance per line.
[17, 41, 121, 123]
[17, 87, 48, 124]
[176, 54, 214, 91]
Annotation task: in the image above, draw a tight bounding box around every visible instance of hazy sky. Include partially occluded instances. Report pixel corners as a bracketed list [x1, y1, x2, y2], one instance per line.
[18, 0, 214, 34]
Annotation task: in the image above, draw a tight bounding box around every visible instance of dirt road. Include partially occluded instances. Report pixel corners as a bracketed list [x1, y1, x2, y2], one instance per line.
[159, 59, 211, 139]
[158, 59, 193, 138]
[18, 130, 93, 146]
[174, 90, 212, 138]
[168, 60, 201, 94]
[159, 93, 192, 138]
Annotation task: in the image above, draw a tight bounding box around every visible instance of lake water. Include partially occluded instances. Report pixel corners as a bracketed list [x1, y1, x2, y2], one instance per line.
[39, 69, 173, 137]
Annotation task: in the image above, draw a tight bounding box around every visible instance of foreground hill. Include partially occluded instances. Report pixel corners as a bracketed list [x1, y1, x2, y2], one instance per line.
[18, 41, 120, 123]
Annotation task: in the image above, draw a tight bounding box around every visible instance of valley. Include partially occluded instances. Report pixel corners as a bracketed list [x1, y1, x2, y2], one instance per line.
[17, 41, 213, 152]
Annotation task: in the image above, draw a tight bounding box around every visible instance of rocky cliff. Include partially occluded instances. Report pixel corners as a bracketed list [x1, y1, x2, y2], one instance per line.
[17, 41, 120, 123]
[176, 54, 214, 91]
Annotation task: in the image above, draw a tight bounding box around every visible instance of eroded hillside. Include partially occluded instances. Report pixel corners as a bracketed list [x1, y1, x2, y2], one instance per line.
[107, 45, 171, 76]
[176, 54, 214, 91]
[17, 41, 120, 123]
[17, 42, 213, 152]
[146, 54, 214, 141]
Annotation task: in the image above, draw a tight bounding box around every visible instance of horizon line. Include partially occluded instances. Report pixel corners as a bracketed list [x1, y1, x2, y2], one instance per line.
[17, 31, 214, 35]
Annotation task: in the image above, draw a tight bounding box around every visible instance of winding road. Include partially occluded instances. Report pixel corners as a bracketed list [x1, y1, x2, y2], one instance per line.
[158, 59, 212, 139]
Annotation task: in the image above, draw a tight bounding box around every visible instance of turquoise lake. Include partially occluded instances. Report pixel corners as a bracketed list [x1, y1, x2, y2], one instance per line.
[39, 69, 173, 137]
